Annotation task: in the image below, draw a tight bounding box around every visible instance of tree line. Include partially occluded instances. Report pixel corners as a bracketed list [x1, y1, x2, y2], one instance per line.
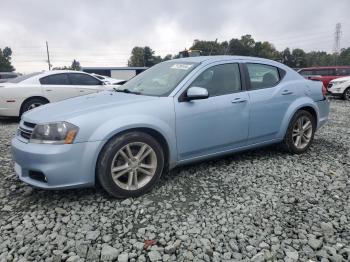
[1, 35, 350, 72]
[128, 35, 350, 68]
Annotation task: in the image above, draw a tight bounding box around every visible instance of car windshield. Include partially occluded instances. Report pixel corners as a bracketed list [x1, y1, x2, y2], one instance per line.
[7, 72, 41, 83]
[120, 61, 199, 96]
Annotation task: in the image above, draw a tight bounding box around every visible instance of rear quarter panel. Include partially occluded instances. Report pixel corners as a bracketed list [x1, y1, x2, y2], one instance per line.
[0, 85, 44, 115]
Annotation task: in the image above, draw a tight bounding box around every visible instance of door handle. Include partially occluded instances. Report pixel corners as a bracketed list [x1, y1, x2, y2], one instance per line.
[45, 89, 52, 92]
[79, 90, 85, 92]
[281, 90, 293, 95]
[231, 98, 247, 104]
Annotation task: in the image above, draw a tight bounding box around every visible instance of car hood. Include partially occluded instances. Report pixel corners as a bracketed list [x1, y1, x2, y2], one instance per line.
[330, 76, 350, 83]
[23, 91, 160, 123]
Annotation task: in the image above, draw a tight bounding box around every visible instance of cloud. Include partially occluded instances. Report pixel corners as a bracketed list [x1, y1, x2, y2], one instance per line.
[1, 0, 349, 72]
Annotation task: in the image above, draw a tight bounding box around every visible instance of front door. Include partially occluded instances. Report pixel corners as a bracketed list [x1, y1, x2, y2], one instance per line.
[175, 63, 250, 161]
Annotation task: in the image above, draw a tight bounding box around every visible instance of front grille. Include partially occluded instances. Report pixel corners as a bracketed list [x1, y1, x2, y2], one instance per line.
[18, 121, 36, 140]
[23, 121, 36, 128]
[19, 127, 32, 139]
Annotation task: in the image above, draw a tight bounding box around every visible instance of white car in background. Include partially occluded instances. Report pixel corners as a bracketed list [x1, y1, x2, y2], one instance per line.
[90, 73, 127, 85]
[327, 76, 350, 101]
[0, 70, 113, 117]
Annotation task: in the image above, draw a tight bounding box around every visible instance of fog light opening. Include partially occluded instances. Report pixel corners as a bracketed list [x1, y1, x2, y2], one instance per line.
[28, 171, 48, 183]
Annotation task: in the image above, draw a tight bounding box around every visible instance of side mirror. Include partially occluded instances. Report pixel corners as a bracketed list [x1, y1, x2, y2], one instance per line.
[186, 87, 209, 100]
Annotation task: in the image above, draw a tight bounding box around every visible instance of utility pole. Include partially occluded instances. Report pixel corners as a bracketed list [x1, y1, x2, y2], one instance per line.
[333, 23, 342, 65]
[46, 41, 51, 70]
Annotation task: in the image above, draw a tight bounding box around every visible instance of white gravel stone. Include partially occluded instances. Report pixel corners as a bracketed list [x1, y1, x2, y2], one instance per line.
[148, 250, 162, 261]
[86, 230, 100, 240]
[101, 244, 119, 261]
[117, 253, 128, 262]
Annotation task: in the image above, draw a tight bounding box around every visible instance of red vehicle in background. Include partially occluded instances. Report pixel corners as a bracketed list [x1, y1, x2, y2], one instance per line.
[298, 66, 350, 87]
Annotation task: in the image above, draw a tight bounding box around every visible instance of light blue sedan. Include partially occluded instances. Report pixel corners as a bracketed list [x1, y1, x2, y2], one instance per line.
[11, 56, 329, 198]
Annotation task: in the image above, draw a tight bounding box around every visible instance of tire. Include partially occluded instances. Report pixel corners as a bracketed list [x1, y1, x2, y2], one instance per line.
[283, 110, 316, 154]
[342, 87, 350, 101]
[97, 131, 164, 198]
[20, 98, 48, 116]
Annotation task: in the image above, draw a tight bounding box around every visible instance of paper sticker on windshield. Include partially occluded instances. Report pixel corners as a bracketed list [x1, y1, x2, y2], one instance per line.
[171, 64, 193, 70]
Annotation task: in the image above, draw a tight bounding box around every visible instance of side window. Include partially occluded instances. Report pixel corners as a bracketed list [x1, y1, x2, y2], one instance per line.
[314, 69, 335, 76]
[40, 74, 70, 85]
[68, 73, 102, 85]
[299, 70, 313, 76]
[246, 64, 280, 90]
[336, 68, 350, 76]
[189, 63, 241, 97]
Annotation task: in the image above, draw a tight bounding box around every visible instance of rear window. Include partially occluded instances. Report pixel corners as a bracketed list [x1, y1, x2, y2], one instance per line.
[246, 63, 280, 90]
[7, 72, 41, 83]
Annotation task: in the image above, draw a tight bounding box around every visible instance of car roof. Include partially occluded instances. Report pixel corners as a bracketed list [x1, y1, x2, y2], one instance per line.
[170, 55, 292, 71]
[39, 70, 90, 76]
[172, 55, 277, 63]
[300, 66, 350, 70]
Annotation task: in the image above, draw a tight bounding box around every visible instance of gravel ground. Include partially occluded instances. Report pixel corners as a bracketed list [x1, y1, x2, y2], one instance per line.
[0, 98, 349, 262]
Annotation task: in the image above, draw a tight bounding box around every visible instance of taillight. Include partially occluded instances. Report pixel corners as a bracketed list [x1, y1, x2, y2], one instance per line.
[322, 85, 327, 97]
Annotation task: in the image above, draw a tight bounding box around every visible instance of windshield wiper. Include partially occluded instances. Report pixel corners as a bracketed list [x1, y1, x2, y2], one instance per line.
[113, 88, 141, 95]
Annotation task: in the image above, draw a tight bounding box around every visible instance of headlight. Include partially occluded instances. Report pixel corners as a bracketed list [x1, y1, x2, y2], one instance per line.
[30, 122, 79, 144]
[332, 80, 346, 85]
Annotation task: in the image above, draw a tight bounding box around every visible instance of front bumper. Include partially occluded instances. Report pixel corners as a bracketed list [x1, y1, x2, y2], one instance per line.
[11, 137, 102, 189]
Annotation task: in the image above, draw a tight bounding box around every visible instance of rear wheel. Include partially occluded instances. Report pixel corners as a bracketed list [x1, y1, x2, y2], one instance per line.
[343, 88, 350, 101]
[283, 110, 316, 154]
[20, 98, 48, 116]
[97, 131, 164, 198]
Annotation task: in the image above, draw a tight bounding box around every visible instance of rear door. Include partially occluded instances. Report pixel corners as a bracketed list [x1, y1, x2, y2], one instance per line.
[245, 63, 295, 144]
[40, 73, 78, 102]
[67, 73, 105, 95]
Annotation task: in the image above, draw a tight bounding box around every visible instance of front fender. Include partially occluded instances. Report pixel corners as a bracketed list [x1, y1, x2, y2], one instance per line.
[87, 114, 177, 166]
[277, 97, 319, 139]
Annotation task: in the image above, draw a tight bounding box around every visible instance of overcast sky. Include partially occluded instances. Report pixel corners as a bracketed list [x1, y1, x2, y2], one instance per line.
[1, 0, 349, 73]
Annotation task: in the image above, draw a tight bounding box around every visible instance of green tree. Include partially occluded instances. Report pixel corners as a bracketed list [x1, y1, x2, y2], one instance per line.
[190, 40, 227, 55]
[0, 47, 15, 72]
[70, 59, 81, 71]
[52, 59, 82, 70]
[339, 47, 350, 65]
[128, 46, 166, 67]
[162, 54, 173, 61]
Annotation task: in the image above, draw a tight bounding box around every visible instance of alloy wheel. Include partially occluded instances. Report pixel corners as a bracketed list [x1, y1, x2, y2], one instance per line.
[345, 89, 350, 101]
[292, 116, 313, 149]
[110, 142, 157, 190]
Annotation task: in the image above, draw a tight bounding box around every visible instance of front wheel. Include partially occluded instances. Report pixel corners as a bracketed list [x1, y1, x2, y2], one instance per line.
[97, 132, 164, 198]
[343, 88, 350, 101]
[283, 110, 316, 154]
